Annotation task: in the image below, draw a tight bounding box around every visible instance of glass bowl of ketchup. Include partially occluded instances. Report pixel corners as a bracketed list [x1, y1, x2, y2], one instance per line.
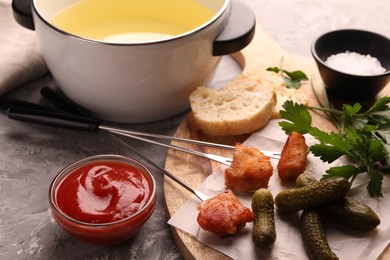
[49, 154, 156, 245]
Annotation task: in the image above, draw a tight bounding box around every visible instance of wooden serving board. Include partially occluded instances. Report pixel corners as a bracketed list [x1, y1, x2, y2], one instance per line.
[163, 23, 390, 260]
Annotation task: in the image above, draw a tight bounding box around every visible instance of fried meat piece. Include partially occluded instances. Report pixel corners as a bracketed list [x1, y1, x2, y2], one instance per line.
[197, 190, 254, 237]
[225, 143, 273, 192]
[277, 131, 308, 181]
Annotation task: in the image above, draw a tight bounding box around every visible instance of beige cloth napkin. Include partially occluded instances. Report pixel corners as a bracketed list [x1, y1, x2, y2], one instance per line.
[0, 0, 47, 96]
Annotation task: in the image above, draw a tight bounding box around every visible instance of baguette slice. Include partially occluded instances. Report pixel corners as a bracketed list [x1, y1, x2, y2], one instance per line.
[244, 70, 309, 118]
[272, 85, 309, 118]
[189, 76, 276, 136]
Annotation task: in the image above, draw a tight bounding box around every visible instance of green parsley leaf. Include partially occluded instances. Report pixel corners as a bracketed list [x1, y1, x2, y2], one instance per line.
[343, 103, 362, 115]
[279, 97, 390, 197]
[365, 96, 390, 114]
[367, 167, 384, 197]
[368, 139, 386, 162]
[310, 144, 345, 163]
[322, 165, 360, 179]
[308, 127, 353, 162]
[266, 67, 281, 73]
[373, 125, 390, 166]
[278, 100, 311, 134]
[266, 67, 308, 89]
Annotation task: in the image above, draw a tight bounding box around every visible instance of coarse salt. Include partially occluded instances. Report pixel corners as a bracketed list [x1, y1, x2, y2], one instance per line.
[325, 51, 386, 75]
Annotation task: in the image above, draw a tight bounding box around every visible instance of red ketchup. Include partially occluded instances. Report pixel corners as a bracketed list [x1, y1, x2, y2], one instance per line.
[55, 161, 152, 224]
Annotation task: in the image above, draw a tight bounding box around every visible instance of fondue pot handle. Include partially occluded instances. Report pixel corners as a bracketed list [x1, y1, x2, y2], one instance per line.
[12, 0, 34, 30]
[213, 0, 256, 56]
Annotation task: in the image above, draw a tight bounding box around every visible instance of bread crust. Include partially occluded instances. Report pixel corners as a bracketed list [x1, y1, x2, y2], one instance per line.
[190, 75, 276, 136]
[189, 70, 309, 136]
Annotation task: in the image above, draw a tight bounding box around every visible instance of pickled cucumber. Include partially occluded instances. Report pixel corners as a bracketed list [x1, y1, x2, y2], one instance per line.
[296, 173, 380, 231]
[320, 198, 380, 231]
[251, 188, 276, 247]
[275, 176, 350, 213]
[300, 209, 339, 260]
[295, 171, 318, 188]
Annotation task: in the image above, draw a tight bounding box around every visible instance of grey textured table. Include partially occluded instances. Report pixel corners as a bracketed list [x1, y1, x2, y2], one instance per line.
[1, 0, 389, 259]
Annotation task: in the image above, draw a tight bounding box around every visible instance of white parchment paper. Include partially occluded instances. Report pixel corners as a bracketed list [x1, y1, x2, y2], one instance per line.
[168, 119, 390, 259]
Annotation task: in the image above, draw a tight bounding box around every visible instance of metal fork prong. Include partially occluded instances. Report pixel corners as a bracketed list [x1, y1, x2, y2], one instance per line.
[100, 125, 235, 150]
[107, 129, 233, 166]
[106, 132, 209, 201]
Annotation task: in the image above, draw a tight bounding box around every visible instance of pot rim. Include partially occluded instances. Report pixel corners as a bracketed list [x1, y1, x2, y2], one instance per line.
[32, 0, 230, 46]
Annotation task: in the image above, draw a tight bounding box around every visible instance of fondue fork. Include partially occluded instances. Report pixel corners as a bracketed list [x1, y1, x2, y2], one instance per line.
[38, 87, 281, 160]
[103, 127, 281, 161]
[1, 100, 210, 201]
[3, 88, 280, 166]
[5, 106, 280, 166]
[103, 127, 235, 166]
[107, 132, 209, 201]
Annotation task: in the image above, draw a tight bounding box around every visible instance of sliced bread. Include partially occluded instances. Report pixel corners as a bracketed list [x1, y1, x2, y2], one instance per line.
[189, 75, 276, 136]
[244, 70, 309, 118]
[189, 70, 309, 136]
[272, 85, 309, 118]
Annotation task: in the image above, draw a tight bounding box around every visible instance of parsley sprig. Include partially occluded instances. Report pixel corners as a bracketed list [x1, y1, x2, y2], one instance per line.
[266, 67, 308, 89]
[279, 97, 390, 197]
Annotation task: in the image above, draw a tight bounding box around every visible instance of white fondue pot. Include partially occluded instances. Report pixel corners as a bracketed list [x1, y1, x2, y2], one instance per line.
[12, 0, 255, 123]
